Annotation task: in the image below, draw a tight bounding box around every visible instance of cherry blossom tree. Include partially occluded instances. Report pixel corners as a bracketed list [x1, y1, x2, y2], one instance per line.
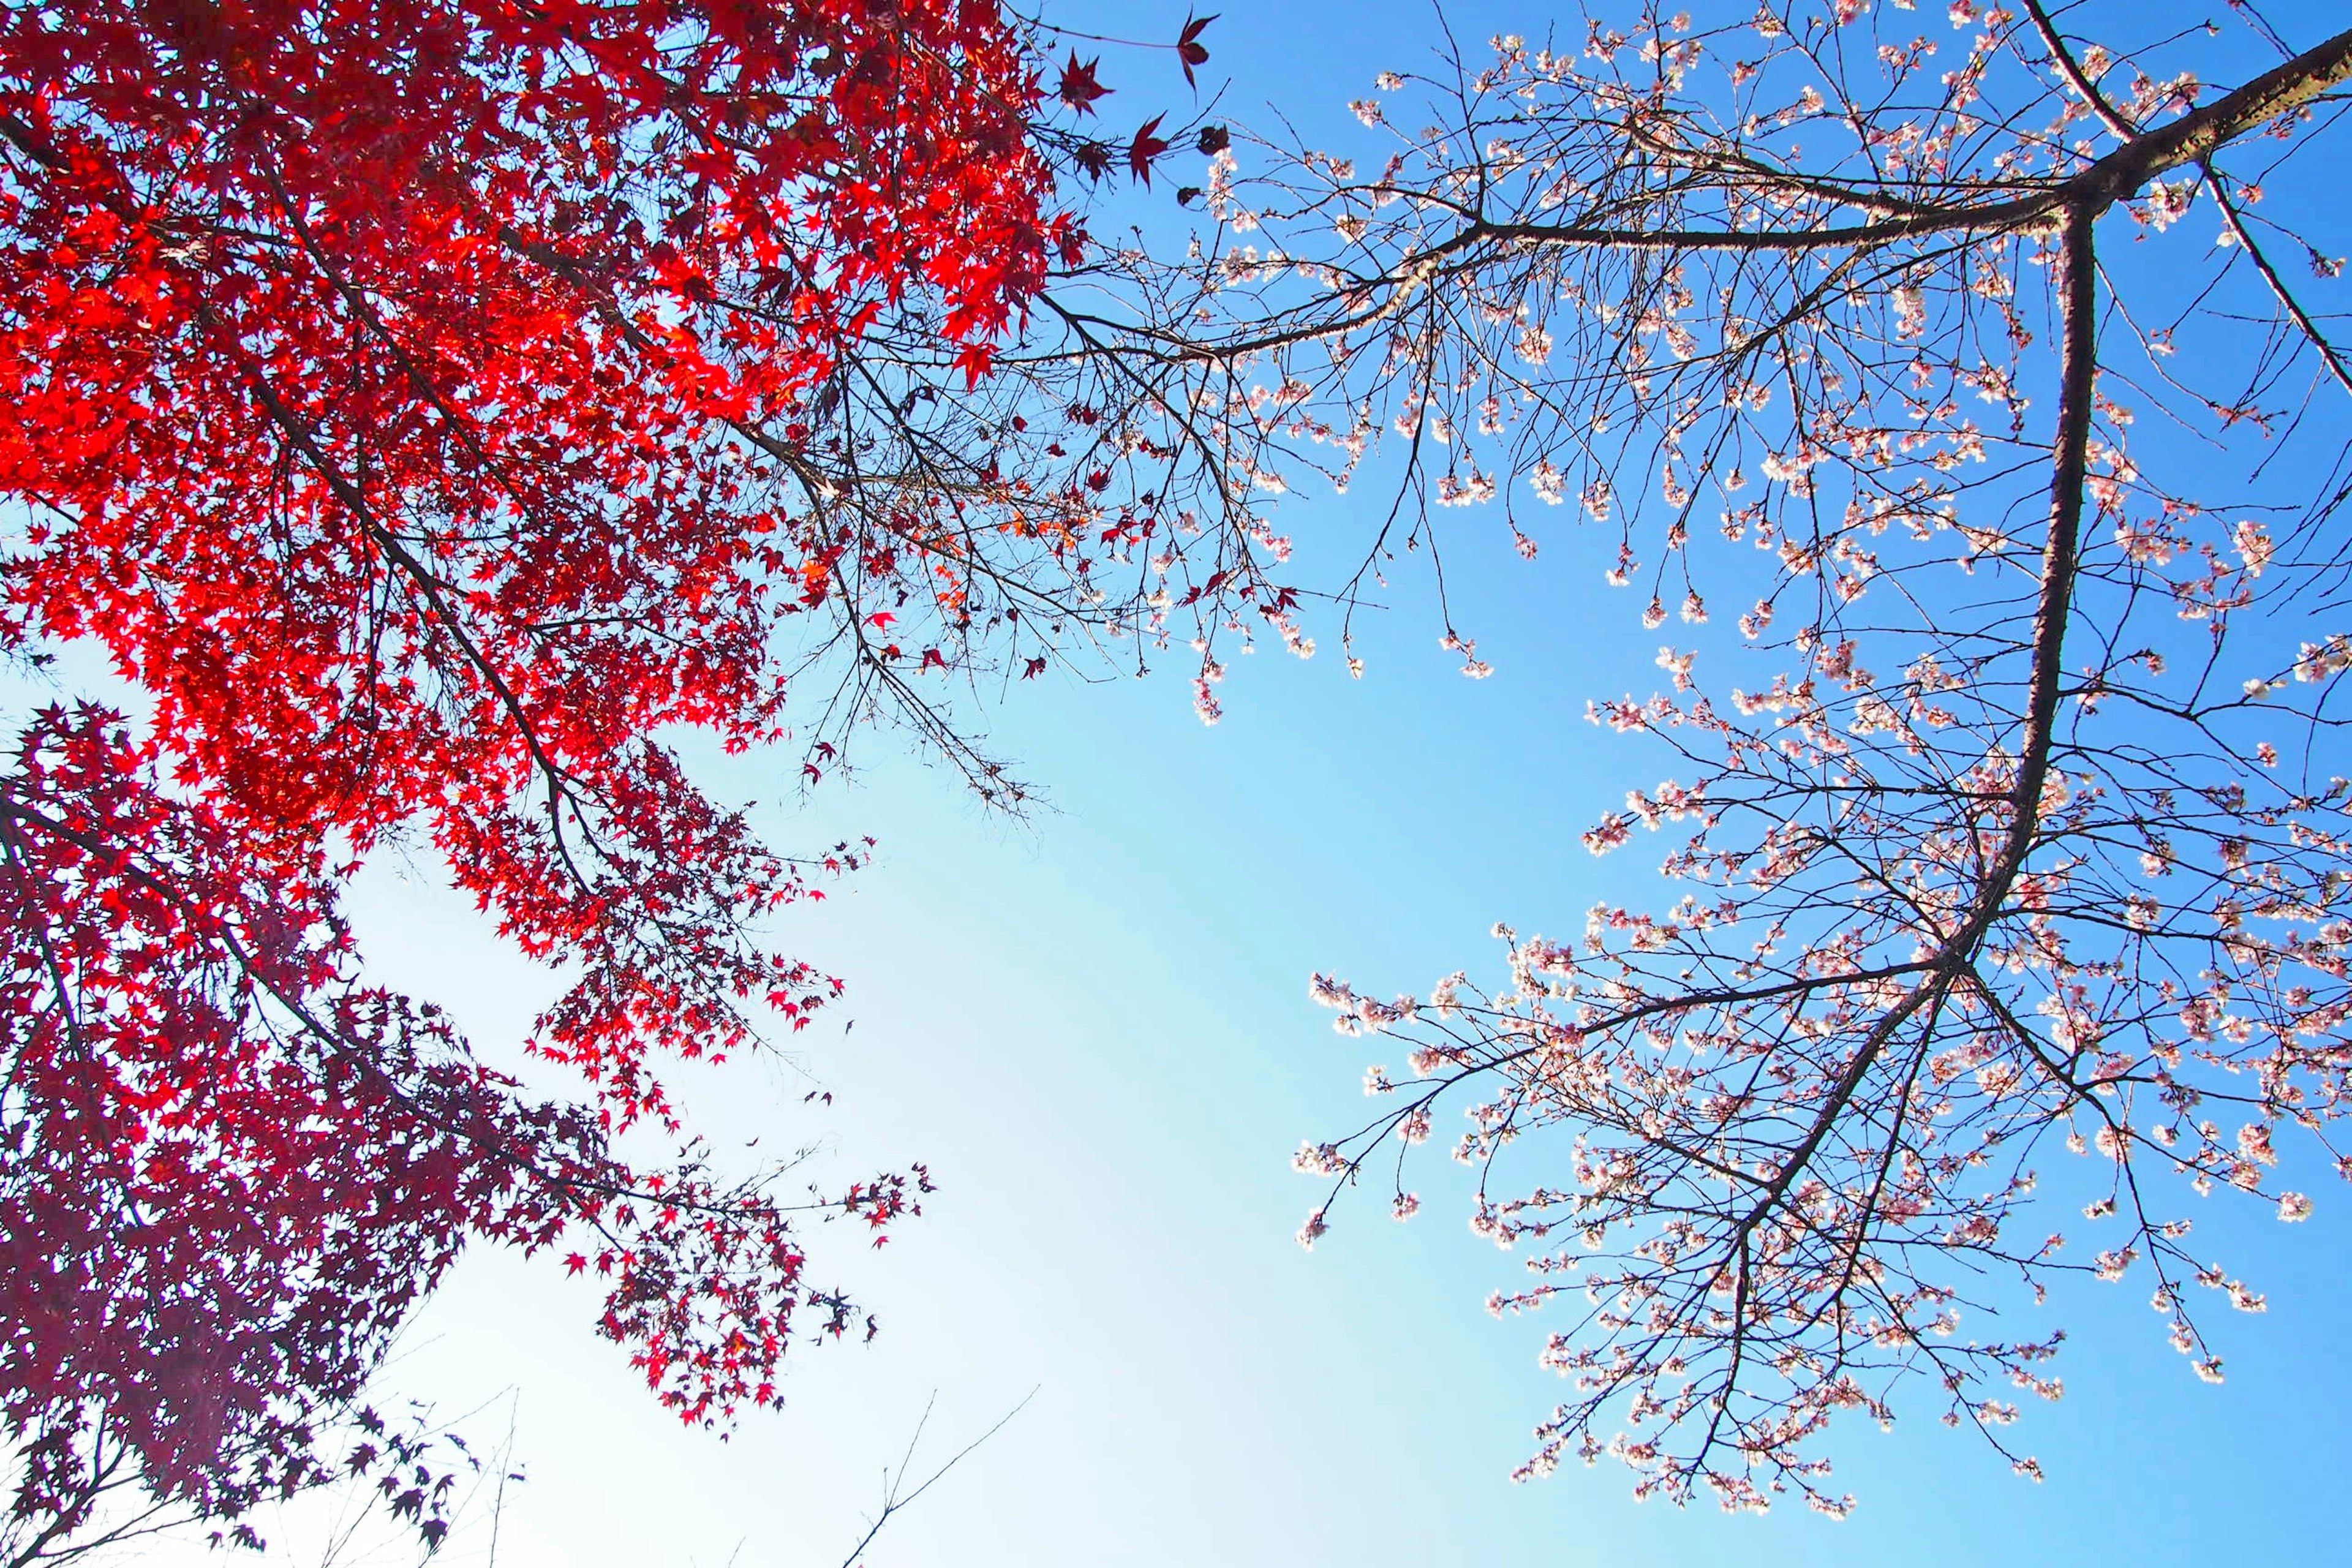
[1036, 0, 2352, 1518]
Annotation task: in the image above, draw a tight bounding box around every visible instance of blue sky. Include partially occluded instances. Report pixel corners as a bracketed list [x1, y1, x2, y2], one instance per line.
[262, 526, 2352, 1568]
[108, 0, 2352, 1563]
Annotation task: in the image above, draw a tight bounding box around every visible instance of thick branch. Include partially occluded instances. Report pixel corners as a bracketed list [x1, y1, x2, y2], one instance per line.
[1175, 25, 2352, 366]
[1730, 205, 2099, 1237]
[1485, 26, 2352, 249]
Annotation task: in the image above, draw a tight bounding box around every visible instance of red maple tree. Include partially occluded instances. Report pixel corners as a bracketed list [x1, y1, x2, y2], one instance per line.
[0, 0, 1164, 1550]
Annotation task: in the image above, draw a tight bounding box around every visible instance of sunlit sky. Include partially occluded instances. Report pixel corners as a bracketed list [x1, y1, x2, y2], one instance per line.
[101, 0, 2352, 1563]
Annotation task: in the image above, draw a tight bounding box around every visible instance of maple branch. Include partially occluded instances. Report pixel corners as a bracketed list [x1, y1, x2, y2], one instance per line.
[194, 315, 647, 929]
[834, 1390, 1035, 1568]
[1, 1448, 186, 1568]
[0, 112, 64, 171]
[0, 792, 834, 1243]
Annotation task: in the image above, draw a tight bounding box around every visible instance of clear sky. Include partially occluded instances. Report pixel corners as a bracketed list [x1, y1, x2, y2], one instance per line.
[109, 1, 2352, 1564]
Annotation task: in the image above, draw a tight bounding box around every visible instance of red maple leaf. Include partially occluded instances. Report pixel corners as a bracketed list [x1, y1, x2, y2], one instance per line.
[1178, 13, 1217, 87]
[1129, 115, 1174, 186]
[1057, 50, 1112, 114]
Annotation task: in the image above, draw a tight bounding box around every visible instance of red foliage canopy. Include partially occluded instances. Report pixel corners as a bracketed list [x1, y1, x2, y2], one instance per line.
[0, 0, 1068, 1542]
